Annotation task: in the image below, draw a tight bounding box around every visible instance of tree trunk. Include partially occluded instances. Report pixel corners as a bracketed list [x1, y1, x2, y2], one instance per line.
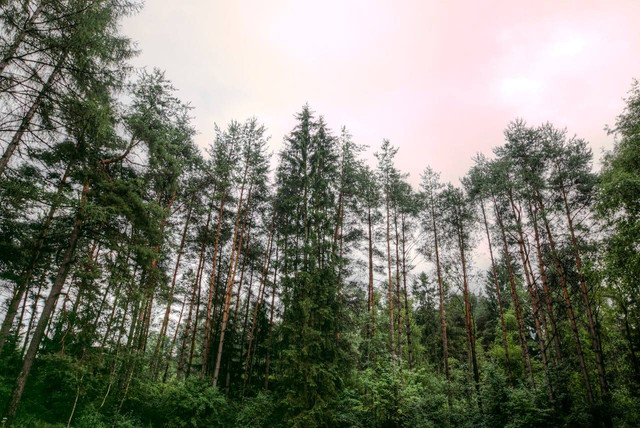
[430, 190, 449, 380]
[186, 258, 203, 377]
[535, 190, 594, 405]
[5, 178, 89, 424]
[385, 189, 396, 368]
[393, 206, 403, 360]
[213, 181, 252, 387]
[163, 290, 187, 382]
[177, 240, 205, 378]
[0, 51, 67, 177]
[202, 187, 227, 375]
[560, 185, 608, 399]
[152, 196, 194, 372]
[0, 1, 45, 76]
[492, 193, 535, 388]
[400, 213, 413, 369]
[455, 207, 480, 399]
[264, 244, 280, 391]
[367, 205, 375, 361]
[508, 192, 553, 401]
[0, 159, 73, 352]
[528, 202, 563, 366]
[479, 198, 512, 382]
[242, 222, 275, 395]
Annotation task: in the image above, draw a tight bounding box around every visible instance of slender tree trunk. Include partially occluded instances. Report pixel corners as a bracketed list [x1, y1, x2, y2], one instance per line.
[455, 207, 480, 399]
[393, 206, 403, 360]
[492, 193, 535, 388]
[213, 182, 252, 387]
[560, 185, 608, 399]
[5, 179, 89, 424]
[430, 191, 449, 380]
[242, 221, 275, 395]
[385, 190, 396, 368]
[100, 279, 123, 351]
[264, 244, 280, 391]
[202, 188, 227, 375]
[400, 214, 413, 369]
[186, 260, 203, 377]
[0, 1, 45, 76]
[177, 242, 205, 378]
[66, 373, 84, 428]
[21, 274, 45, 357]
[367, 205, 375, 361]
[0, 159, 73, 351]
[480, 198, 513, 382]
[535, 190, 594, 405]
[508, 192, 553, 401]
[233, 226, 252, 319]
[163, 291, 187, 382]
[528, 202, 563, 365]
[0, 51, 68, 177]
[152, 196, 194, 372]
[239, 269, 255, 367]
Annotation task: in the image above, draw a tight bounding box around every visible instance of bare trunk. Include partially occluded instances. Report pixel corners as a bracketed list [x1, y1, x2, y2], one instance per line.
[242, 221, 275, 395]
[367, 205, 375, 361]
[152, 197, 194, 371]
[202, 188, 227, 375]
[5, 179, 89, 424]
[508, 192, 553, 400]
[535, 190, 594, 404]
[528, 202, 563, 365]
[264, 245, 280, 391]
[0, 1, 45, 76]
[479, 198, 512, 382]
[492, 193, 535, 388]
[163, 291, 187, 382]
[385, 190, 396, 368]
[393, 206, 403, 360]
[400, 214, 413, 369]
[455, 206, 480, 399]
[430, 191, 449, 380]
[0, 51, 67, 177]
[560, 185, 608, 399]
[212, 178, 252, 387]
[0, 159, 73, 351]
[177, 240, 206, 378]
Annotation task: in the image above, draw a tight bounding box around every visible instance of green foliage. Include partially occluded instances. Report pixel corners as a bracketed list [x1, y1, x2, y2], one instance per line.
[125, 377, 230, 427]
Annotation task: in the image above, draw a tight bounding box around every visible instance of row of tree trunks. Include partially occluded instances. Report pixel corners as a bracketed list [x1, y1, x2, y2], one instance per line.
[454, 203, 481, 401]
[0, 51, 68, 177]
[559, 184, 608, 400]
[201, 186, 228, 375]
[5, 178, 90, 425]
[242, 218, 275, 395]
[479, 198, 513, 383]
[151, 195, 195, 374]
[535, 190, 594, 405]
[0, 159, 74, 352]
[212, 174, 253, 386]
[492, 193, 535, 389]
[507, 192, 553, 401]
[400, 213, 414, 369]
[0, 1, 46, 76]
[429, 188, 449, 381]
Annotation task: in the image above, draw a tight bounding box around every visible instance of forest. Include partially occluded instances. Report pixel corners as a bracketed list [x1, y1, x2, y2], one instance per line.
[1, 1, 640, 427]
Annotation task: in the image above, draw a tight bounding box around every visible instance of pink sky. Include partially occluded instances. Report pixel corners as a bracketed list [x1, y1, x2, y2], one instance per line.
[122, 0, 640, 185]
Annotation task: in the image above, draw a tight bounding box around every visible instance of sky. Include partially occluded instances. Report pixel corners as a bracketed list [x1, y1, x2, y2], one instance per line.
[121, 0, 640, 186]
